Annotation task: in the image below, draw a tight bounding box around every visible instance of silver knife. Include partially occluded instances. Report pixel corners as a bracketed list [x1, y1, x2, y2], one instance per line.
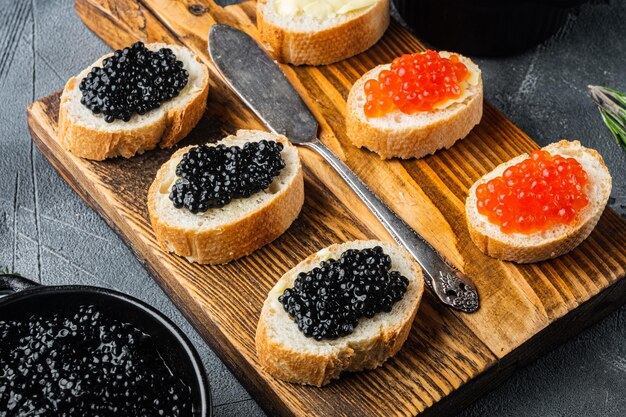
[208, 24, 479, 313]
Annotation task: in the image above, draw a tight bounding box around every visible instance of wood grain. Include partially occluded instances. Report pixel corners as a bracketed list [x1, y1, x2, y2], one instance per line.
[25, 0, 626, 416]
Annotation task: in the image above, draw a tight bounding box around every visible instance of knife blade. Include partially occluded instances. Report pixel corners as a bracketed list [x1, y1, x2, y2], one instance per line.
[207, 25, 317, 143]
[208, 24, 479, 313]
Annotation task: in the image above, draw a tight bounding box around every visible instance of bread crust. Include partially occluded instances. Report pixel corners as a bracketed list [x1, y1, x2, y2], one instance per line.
[256, 241, 424, 386]
[256, 0, 390, 66]
[147, 135, 304, 265]
[346, 62, 483, 160]
[58, 45, 209, 161]
[465, 140, 612, 263]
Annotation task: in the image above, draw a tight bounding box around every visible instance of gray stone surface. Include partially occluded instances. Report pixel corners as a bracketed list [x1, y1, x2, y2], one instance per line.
[0, 0, 624, 416]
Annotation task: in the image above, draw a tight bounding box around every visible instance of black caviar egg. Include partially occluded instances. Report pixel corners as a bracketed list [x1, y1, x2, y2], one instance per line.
[169, 140, 286, 213]
[0, 305, 192, 417]
[79, 41, 189, 123]
[279, 246, 409, 341]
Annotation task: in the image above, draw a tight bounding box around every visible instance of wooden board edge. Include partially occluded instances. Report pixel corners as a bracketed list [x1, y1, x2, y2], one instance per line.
[422, 271, 626, 416]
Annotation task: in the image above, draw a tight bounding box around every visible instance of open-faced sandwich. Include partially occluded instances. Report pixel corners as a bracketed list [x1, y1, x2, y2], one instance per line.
[466, 140, 612, 263]
[148, 130, 304, 264]
[257, 0, 390, 65]
[59, 42, 209, 160]
[256, 240, 424, 386]
[346, 50, 483, 159]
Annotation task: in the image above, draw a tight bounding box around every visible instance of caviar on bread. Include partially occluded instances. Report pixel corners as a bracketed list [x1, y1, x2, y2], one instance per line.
[346, 50, 483, 159]
[147, 130, 304, 265]
[466, 140, 612, 263]
[256, 240, 424, 386]
[58, 42, 209, 160]
[257, 0, 390, 65]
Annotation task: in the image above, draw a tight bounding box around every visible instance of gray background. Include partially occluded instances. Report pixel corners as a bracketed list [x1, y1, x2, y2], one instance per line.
[0, 0, 625, 416]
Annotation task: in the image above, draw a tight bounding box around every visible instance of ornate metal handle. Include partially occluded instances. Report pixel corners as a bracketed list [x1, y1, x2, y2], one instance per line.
[302, 139, 479, 313]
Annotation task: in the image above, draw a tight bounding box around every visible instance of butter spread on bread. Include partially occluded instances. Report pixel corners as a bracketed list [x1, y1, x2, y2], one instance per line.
[274, 0, 376, 19]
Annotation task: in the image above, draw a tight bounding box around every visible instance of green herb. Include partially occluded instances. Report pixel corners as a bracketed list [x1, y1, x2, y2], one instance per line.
[588, 85, 626, 151]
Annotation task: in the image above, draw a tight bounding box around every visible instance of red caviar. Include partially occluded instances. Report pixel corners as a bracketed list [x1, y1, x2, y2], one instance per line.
[363, 50, 470, 118]
[475, 150, 589, 234]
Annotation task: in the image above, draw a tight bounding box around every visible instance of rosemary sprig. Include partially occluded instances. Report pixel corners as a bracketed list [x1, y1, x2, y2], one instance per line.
[588, 85, 626, 151]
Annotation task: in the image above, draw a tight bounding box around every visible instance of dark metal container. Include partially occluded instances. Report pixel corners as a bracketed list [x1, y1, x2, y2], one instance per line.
[393, 0, 588, 56]
[0, 274, 211, 417]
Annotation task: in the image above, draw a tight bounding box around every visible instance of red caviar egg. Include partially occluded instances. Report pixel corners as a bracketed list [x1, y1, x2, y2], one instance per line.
[363, 50, 469, 118]
[476, 150, 589, 234]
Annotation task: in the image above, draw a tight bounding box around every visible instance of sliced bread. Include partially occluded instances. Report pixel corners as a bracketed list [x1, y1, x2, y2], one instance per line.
[256, 0, 390, 66]
[58, 43, 209, 161]
[466, 140, 612, 263]
[346, 52, 483, 159]
[147, 130, 304, 264]
[256, 240, 424, 386]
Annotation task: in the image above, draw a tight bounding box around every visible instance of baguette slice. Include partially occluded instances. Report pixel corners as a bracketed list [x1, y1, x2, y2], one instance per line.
[256, 240, 424, 386]
[58, 43, 209, 161]
[148, 130, 304, 264]
[466, 140, 612, 263]
[257, 0, 390, 65]
[346, 52, 483, 159]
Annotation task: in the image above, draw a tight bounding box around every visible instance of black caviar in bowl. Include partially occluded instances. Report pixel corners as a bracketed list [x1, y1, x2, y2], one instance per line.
[393, 0, 589, 56]
[0, 274, 211, 417]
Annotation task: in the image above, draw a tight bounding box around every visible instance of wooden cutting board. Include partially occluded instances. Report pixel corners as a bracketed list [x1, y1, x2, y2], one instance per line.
[26, 0, 626, 416]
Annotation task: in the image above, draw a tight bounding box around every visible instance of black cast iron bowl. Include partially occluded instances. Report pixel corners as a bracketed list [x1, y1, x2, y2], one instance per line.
[393, 0, 590, 56]
[0, 274, 211, 417]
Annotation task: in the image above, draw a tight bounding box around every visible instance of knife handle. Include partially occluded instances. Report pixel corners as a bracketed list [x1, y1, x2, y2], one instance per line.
[302, 138, 479, 313]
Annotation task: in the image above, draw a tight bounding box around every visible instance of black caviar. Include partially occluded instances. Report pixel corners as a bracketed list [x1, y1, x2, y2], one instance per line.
[170, 140, 286, 213]
[0, 305, 191, 417]
[279, 246, 409, 341]
[79, 42, 189, 123]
